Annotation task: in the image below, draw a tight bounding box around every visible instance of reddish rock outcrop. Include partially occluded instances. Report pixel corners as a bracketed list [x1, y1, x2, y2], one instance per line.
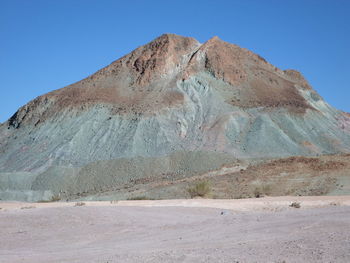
[7, 34, 320, 128]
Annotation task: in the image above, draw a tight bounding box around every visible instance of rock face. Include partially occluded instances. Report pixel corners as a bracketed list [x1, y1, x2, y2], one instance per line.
[1, 33, 350, 201]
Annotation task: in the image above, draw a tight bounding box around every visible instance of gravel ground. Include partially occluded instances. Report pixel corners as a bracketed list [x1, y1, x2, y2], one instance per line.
[1, 198, 350, 262]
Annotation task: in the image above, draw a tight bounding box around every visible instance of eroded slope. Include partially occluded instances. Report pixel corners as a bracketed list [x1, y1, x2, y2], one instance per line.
[1, 33, 350, 201]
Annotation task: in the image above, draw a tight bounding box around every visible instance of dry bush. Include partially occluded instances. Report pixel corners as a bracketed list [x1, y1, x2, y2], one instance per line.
[253, 187, 262, 198]
[233, 194, 247, 199]
[74, 202, 86, 207]
[38, 194, 61, 203]
[329, 202, 340, 206]
[127, 196, 153, 200]
[50, 195, 61, 202]
[37, 200, 49, 203]
[21, 206, 36, 209]
[253, 185, 271, 198]
[289, 202, 301, 208]
[188, 181, 211, 198]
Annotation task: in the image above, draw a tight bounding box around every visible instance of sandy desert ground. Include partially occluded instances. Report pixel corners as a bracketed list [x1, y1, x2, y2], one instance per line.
[1, 196, 350, 262]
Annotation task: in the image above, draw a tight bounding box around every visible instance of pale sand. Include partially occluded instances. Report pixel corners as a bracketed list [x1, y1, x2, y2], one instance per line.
[1, 196, 350, 262]
[1, 195, 350, 211]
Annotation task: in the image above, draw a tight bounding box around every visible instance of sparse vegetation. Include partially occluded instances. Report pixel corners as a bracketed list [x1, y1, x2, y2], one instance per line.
[290, 202, 301, 208]
[74, 202, 86, 207]
[234, 194, 248, 199]
[329, 202, 339, 206]
[21, 206, 36, 209]
[50, 195, 61, 202]
[127, 196, 154, 200]
[38, 194, 61, 203]
[37, 200, 49, 203]
[253, 184, 272, 198]
[188, 181, 211, 198]
[253, 187, 262, 198]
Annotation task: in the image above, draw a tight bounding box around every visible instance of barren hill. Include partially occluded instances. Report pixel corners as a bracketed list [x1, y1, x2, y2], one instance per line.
[1, 34, 350, 201]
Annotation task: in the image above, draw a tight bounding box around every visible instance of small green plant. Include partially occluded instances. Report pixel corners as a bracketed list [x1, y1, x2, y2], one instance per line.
[188, 181, 211, 198]
[290, 202, 301, 208]
[74, 202, 86, 207]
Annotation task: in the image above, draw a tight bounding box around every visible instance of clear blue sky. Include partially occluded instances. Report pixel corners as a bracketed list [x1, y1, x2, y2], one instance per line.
[1, 0, 349, 123]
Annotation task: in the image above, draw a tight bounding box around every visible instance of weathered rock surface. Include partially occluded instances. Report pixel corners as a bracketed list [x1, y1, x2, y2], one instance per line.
[1, 34, 349, 201]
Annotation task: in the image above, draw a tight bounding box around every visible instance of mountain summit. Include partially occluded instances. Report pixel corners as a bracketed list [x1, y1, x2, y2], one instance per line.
[1, 34, 350, 201]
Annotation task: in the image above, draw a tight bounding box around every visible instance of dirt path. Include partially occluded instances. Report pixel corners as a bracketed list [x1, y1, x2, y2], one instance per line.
[1, 195, 350, 211]
[1, 197, 350, 262]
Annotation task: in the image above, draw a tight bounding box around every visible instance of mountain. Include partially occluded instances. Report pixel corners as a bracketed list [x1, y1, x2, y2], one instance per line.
[1, 33, 350, 201]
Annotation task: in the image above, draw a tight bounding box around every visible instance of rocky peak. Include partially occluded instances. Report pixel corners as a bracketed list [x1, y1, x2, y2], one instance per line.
[205, 35, 221, 43]
[283, 69, 312, 89]
[5, 34, 320, 129]
[123, 33, 200, 86]
[2, 34, 350, 203]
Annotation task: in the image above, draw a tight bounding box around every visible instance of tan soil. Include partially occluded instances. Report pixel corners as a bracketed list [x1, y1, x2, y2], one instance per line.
[1, 197, 350, 262]
[89, 154, 350, 201]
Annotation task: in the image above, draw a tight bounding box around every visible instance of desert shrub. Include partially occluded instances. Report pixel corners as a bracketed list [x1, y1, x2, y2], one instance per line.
[38, 194, 61, 203]
[329, 202, 339, 206]
[253, 187, 262, 198]
[234, 194, 247, 199]
[253, 184, 272, 198]
[21, 206, 36, 209]
[188, 181, 211, 198]
[50, 195, 61, 202]
[74, 202, 86, 207]
[289, 202, 301, 208]
[127, 196, 154, 200]
[37, 200, 49, 203]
